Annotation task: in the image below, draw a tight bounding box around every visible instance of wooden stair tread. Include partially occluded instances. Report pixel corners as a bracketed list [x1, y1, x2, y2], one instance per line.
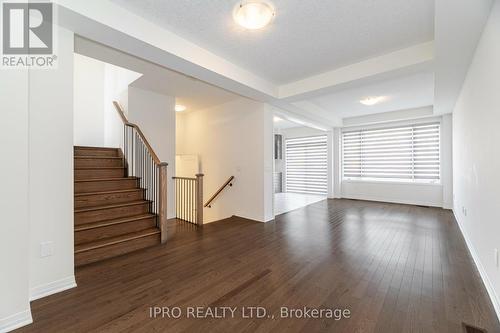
[75, 214, 156, 232]
[74, 146, 118, 150]
[73, 146, 161, 265]
[74, 188, 144, 197]
[75, 177, 139, 183]
[75, 167, 124, 170]
[75, 228, 160, 253]
[74, 156, 123, 159]
[75, 200, 151, 213]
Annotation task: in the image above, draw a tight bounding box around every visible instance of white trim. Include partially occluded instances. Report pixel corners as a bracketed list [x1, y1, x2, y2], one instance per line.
[29, 276, 77, 301]
[341, 194, 442, 208]
[0, 309, 32, 333]
[453, 210, 500, 321]
[341, 115, 442, 132]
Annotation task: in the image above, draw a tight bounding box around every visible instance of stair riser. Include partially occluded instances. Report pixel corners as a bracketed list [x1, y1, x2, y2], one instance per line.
[75, 217, 157, 245]
[75, 168, 126, 180]
[74, 149, 119, 157]
[75, 233, 160, 266]
[75, 158, 123, 168]
[75, 179, 138, 193]
[75, 190, 144, 209]
[75, 203, 151, 225]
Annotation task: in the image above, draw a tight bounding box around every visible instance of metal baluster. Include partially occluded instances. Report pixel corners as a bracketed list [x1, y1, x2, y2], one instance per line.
[190, 180, 193, 223]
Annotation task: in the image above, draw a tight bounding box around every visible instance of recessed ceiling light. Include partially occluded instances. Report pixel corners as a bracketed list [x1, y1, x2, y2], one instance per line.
[360, 96, 387, 106]
[175, 104, 187, 112]
[273, 116, 282, 122]
[234, 2, 275, 30]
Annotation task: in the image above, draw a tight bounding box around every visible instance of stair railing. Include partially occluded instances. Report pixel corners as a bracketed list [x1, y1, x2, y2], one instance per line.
[113, 101, 168, 243]
[204, 176, 234, 208]
[172, 174, 204, 226]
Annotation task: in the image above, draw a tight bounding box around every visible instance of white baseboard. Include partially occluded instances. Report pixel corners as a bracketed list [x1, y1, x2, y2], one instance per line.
[341, 194, 442, 208]
[0, 309, 32, 333]
[30, 276, 77, 301]
[453, 210, 500, 321]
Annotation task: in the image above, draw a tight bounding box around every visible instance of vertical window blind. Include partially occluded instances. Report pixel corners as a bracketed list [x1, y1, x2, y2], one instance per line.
[285, 135, 328, 195]
[342, 122, 440, 182]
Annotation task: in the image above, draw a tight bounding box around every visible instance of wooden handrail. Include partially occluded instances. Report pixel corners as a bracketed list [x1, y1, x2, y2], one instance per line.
[204, 176, 234, 208]
[172, 176, 197, 181]
[113, 101, 162, 165]
[113, 101, 168, 243]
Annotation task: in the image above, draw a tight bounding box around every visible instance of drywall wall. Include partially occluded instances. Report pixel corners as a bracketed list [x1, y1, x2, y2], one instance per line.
[29, 27, 76, 301]
[176, 155, 200, 177]
[103, 64, 142, 149]
[176, 98, 274, 223]
[128, 87, 176, 219]
[73, 52, 142, 149]
[441, 114, 453, 209]
[0, 68, 32, 332]
[452, 1, 500, 317]
[342, 181, 443, 207]
[263, 105, 274, 221]
[340, 116, 452, 208]
[74, 54, 105, 146]
[280, 126, 326, 139]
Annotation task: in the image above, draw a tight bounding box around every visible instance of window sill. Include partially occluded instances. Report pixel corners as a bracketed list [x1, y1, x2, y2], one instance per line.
[342, 179, 442, 187]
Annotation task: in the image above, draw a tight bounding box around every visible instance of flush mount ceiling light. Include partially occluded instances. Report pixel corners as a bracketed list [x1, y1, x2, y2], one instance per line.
[175, 104, 187, 112]
[360, 96, 387, 106]
[273, 116, 282, 122]
[234, 2, 275, 30]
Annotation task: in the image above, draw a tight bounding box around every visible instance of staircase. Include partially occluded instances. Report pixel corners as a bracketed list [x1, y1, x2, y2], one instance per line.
[74, 146, 161, 266]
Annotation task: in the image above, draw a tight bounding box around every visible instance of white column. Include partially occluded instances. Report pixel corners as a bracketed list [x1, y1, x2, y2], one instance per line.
[326, 130, 334, 198]
[441, 114, 453, 209]
[333, 128, 342, 198]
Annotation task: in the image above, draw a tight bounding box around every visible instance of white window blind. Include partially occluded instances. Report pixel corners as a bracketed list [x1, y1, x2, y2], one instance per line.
[285, 135, 328, 195]
[342, 122, 440, 183]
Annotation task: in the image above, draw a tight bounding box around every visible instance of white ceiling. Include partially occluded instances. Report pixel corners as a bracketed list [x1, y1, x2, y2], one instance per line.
[75, 36, 239, 112]
[61, 0, 488, 128]
[301, 71, 435, 120]
[110, 0, 434, 84]
[131, 72, 239, 112]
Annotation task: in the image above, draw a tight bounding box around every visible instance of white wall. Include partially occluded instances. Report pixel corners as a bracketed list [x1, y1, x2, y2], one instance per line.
[103, 64, 142, 149]
[339, 116, 452, 208]
[342, 181, 444, 207]
[73, 54, 105, 146]
[441, 114, 453, 209]
[0, 25, 77, 333]
[263, 105, 274, 221]
[73, 53, 142, 149]
[176, 98, 274, 223]
[29, 27, 76, 301]
[280, 126, 326, 139]
[128, 87, 176, 219]
[0, 69, 32, 332]
[452, 0, 500, 317]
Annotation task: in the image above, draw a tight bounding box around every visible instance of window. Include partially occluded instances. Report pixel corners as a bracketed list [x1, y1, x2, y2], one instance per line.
[285, 135, 328, 195]
[342, 122, 440, 183]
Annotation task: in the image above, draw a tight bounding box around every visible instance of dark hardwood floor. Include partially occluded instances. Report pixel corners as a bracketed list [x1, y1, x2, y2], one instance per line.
[17, 199, 500, 332]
